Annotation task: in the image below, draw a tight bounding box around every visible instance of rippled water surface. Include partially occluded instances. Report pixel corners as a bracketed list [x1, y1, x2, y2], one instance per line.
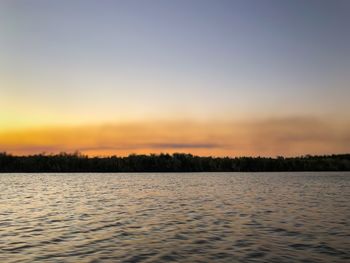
[1, 172, 349, 262]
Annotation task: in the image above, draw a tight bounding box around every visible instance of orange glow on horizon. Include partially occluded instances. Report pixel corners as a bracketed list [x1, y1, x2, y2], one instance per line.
[1, 117, 349, 157]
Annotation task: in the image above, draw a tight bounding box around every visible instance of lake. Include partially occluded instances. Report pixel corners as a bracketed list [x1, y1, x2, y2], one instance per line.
[0, 172, 349, 262]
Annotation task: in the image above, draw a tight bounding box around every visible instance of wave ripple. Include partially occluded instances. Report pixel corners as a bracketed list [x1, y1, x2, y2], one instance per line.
[0, 172, 349, 262]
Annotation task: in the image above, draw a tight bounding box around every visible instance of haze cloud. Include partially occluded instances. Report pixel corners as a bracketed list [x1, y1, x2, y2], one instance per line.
[1, 117, 349, 157]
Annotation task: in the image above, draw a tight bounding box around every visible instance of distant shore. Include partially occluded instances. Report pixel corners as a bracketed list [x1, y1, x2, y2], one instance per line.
[1, 152, 350, 173]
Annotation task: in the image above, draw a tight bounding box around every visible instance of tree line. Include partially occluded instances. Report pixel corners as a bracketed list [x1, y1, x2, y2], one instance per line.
[0, 152, 350, 172]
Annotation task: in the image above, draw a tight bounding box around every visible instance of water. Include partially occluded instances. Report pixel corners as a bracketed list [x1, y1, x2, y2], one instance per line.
[0, 172, 349, 263]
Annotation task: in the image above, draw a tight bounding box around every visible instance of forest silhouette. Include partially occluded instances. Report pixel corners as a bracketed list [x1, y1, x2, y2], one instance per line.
[1, 152, 349, 172]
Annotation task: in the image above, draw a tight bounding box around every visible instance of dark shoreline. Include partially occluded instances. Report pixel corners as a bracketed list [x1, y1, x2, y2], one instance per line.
[1, 152, 350, 173]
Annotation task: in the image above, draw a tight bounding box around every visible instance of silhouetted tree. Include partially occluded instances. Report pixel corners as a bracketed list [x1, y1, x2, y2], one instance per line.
[0, 152, 349, 173]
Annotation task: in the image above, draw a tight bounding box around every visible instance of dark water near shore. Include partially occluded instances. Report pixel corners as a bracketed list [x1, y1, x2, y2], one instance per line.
[0, 172, 349, 263]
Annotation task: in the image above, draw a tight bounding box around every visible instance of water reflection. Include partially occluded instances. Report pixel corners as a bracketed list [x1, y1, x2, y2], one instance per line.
[0, 172, 349, 262]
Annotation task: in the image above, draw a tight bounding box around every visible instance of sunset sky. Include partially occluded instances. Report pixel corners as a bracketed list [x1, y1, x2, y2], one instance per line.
[1, 0, 350, 157]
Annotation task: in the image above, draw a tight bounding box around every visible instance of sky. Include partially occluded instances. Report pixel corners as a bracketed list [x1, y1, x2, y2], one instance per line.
[1, 0, 349, 157]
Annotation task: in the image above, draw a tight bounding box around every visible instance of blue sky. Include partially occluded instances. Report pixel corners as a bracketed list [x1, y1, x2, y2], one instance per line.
[1, 0, 349, 156]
